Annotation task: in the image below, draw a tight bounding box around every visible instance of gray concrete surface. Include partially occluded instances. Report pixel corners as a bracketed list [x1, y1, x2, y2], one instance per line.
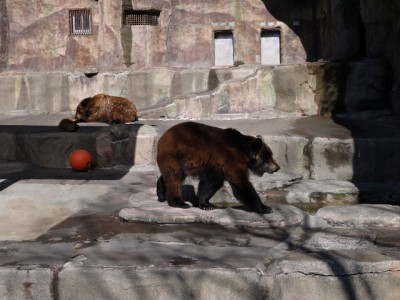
[0, 113, 400, 299]
[1, 112, 400, 182]
[0, 161, 399, 299]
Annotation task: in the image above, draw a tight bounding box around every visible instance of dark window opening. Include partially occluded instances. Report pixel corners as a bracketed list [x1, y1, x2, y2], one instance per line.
[214, 31, 234, 40]
[69, 9, 92, 35]
[124, 10, 160, 26]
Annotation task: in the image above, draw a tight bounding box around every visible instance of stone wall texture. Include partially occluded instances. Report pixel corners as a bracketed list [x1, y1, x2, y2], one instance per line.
[0, 0, 305, 72]
[0, 0, 399, 114]
[264, 0, 400, 114]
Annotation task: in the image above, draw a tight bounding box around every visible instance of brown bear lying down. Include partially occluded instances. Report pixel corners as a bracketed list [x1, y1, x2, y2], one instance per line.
[59, 94, 138, 131]
[156, 122, 280, 214]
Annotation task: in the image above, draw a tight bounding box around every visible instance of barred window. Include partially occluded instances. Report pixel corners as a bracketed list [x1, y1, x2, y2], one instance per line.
[69, 9, 92, 35]
[124, 10, 160, 26]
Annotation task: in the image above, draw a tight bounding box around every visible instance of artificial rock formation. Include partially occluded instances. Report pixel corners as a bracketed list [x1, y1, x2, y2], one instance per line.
[0, 0, 399, 115]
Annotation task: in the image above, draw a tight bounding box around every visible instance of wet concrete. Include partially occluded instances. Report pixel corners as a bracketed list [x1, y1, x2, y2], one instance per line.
[0, 208, 289, 269]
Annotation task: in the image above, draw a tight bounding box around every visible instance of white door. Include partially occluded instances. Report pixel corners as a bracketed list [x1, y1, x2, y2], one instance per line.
[261, 31, 280, 65]
[214, 32, 234, 66]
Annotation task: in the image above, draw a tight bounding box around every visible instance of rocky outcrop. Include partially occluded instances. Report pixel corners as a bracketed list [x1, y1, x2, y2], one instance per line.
[264, 0, 400, 114]
[0, 60, 390, 117]
[360, 0, 400, 114]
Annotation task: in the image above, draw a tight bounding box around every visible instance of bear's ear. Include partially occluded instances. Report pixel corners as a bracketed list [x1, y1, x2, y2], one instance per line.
[80, 97, 92, 108]
[251, 137, 264, 153]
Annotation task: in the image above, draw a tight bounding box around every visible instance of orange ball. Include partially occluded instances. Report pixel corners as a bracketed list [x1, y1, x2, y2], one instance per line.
[69, 149, 92, 172]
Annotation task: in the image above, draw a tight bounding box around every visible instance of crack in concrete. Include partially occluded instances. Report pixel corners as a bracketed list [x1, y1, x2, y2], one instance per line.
[278, 268, 400, 277]
[50, 267, 61, 300]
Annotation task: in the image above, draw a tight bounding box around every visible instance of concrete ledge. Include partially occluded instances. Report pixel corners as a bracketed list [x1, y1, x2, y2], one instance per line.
[120, 189, 307, 228]
[2, 256, 400, 300]
[120, 186, 400, 230]
[0, 123, 157, 168]
[2, 115, 400, 182]
[58, 267, 262, 300]
[316, 204, 400, 227]
[264, 250, 400, 300]
[0, 268, 54, 299]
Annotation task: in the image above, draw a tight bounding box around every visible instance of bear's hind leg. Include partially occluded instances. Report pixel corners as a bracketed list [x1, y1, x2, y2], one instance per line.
[197, 177, 224, 211]
[163, 175, 191, 209]
[167, 194, 191, 209]
[156, 176, 167, 202]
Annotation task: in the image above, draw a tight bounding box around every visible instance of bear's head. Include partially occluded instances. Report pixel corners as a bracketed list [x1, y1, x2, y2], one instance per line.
[75, 97, 92, 121]
[250, 136, 280, 176]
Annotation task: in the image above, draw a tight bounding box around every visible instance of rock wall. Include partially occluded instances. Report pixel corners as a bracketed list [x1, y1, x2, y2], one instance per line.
[4, 0, 100, 71]
[1, 0, 306, 72]
[0, 0, 8, 70]
[360, 0, 400, 114]
[1, 0, 400, 115]
[1, 1, 399, 73]
[264, 0, 400, 113]
[0, 61, 388, 119]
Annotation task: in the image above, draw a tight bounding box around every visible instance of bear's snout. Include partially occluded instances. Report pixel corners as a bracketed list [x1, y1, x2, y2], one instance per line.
[265, 159, 280, 174]
[270, 159, 280, 172]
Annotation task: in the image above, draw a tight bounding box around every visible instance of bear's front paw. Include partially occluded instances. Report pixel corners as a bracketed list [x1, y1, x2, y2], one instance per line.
[252, 204, 272, 214]
[173, 202, 191, 209]
[200, 203, 215, 211]
[59, 119, 79, 132]
[259, 205, 272, 214]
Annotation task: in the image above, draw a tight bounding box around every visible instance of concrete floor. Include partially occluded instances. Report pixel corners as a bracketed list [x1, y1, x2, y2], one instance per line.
[0, 113, 400, 299]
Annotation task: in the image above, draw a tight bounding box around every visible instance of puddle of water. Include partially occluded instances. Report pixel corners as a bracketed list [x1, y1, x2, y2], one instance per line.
[169, 256, 198, 266]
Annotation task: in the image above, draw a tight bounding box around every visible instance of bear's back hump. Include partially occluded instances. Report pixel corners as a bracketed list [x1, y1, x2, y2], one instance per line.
[160, 122, 222, 146]
[158, 122, 248, 153]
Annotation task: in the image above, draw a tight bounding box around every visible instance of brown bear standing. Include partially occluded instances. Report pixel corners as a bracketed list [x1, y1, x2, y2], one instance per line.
[59, 94, 138, 131]
[156, 122, 280, 214]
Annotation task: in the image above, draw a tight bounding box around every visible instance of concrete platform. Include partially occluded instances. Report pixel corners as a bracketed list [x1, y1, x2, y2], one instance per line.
[0, 113, 400, 299]
[0, 162, 399, 299]
[1, 112, 400, 207]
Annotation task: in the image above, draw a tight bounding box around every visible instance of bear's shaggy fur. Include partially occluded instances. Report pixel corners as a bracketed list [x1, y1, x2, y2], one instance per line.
[156, 122, 280, 214]
[75, 94, 138, 124]
[59, 94, 138, 131]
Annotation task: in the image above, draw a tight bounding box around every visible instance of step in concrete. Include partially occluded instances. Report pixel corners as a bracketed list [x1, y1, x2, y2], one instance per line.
[120, 192, 311, 228]
[120, 180, 400, 229]
[120, 166, 400, 209]
[1, 113, 400, 182]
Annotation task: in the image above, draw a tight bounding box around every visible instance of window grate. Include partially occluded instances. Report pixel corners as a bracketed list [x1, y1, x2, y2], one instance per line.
[124, 10, 160, 26]
[69, 9, 92, 35]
